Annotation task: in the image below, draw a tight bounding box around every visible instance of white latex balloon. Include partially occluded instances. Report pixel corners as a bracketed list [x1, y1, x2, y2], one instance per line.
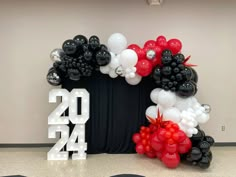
[163, 107, 181, 123]
[158, 90, 176, 108]
[110, 55, 120, 69]
[109, 70, 118, 78]
[100, 65, 110, 74]
[145, 105, 157, 119]
[175, 96, 193, 111]
[196, 113, 210, 124]
[125, 74, 142, 85]
[107, 33, 127, 54]
[150, 88, 162, 104]
[120, 49, 138, 68]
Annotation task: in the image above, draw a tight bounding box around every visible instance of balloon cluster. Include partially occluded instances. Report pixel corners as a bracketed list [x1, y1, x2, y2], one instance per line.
[182, 128, 215, 169]
[152, 50, 198, 98]
[133, 111, 192, 168]
[146, 88, 210, 137]
[47, 35, 111, 85]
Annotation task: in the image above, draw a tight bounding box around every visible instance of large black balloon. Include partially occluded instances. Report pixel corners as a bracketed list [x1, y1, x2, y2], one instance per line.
[47, 67, 62, 86]
[89, 40, 100, 51]
[84, 50, 93, 61]
[62, 39, 77, 55]
[190, 67, 198, 83]
[177, 81, 196, 97]
[162, 49, 172, 57]
[89, 35, 100, 43]
[161, 56, 172, 65]
[198, 156, 210, 169]
[204, 136, 215, 146]
[95, 50, 111, 66]
[73, 35, 88, 46]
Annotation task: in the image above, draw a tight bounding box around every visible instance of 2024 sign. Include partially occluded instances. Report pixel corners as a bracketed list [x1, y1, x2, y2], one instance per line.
[48, 89, 89, 160]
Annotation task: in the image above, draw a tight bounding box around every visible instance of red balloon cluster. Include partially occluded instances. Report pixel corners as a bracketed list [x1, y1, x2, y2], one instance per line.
[132, 111, 191, 169]
[128, 36, 182, 77]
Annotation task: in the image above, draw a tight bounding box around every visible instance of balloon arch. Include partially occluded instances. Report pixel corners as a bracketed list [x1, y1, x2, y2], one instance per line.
[47, 33, 214, 169]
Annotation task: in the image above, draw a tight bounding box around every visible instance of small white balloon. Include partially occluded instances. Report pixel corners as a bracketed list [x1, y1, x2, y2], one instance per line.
[108, 70, 118, 78]
[163, 107, 181, 123]
[120, 49, 138, 68]
[100, 65, 110, 74]
[145, 105, 157, 119]
[129, 72, 135, 78]
[150, 88, 162, 104]
[158, 90, 176, 108]
[125, 73, 142, 85]
[107, 33, 127, 54]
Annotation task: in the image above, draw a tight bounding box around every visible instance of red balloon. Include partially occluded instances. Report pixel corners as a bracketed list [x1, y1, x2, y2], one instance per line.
[175, 130, 187, 143]
[167, 39, 182, 55]
[156, 35, 168, 50]
[135, 143, 145, 154]
[178, 137, 192, 154]
[165, 143, 177, 153]
[157, 128, 167, 142]
[161, 152, 180, 168]
[150, 133, 164, 152]
[136, 59, 153, 76]
[156, 151, 163, 159]
[146, 150, 156, 158]
[145, 145, 151, 153]
[128, 44, 145, 60]
[132, 133, 141, 144]
[144, 40, 156, 48]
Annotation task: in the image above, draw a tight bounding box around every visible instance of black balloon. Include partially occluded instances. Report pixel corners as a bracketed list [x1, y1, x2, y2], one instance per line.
[199, 141, 211, 153]
[190, 147, 202, 161]
[100, 44, 108, 51]
[152, 66, 162, 85]
[95, 50, 111, 66]
[204, 136, 215, 146]
[173, 53, 185, 64]
[162, 66, 172, 76]
[84, 50, 93, 61]
[73, 35, 88, 46]
[89, 35, 100, 42]
[89, 40, 100, 51]
[181, 67, 193, 81]
[190, 67, 198, 83]
[177, 81, 196, 97]
[47, 67, 62, 86]
[162, 49, 172, 57]
[62, 39, 77, 55]
[198, 156, 210, 169]
[68, 69, 81, 81]
[161, 56, 172, 65]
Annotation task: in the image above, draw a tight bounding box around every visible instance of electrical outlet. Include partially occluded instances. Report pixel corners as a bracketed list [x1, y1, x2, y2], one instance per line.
[221, 125, 225, 131]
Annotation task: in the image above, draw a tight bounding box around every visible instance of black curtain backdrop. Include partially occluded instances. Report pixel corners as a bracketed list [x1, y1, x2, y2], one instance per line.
[62, 71, 156, 154]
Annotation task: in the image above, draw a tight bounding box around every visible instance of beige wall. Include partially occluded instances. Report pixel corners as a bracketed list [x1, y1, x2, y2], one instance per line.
[0, 0, 235, 143]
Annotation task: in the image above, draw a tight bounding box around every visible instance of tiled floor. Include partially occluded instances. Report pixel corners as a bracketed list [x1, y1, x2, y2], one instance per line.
[0, 147, 235, 177]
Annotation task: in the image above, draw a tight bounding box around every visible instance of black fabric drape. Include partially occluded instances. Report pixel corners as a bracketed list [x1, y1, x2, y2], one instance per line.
[62, 71, 156, 154]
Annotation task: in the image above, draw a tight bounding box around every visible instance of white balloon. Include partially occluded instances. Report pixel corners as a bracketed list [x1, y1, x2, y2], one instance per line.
[145, 105, 157, 119]
[108, 70, 118, 78]
[129, 72, 135, 78]
[163, 107, 181, 123]
[100, 65, 110, 74]
[125, 74, 142, 85]
[158, 90, 176, 108]
[175, 96, 193, 111]
[150, 88, 161, 104]
[196, 113, 210, 124]
[107, 33, 127, 54]
[110, 56, 120, 69]
[120, 49, 138, 68]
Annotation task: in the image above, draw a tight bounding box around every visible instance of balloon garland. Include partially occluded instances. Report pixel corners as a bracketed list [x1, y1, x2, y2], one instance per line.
[46, 33, 214, 169]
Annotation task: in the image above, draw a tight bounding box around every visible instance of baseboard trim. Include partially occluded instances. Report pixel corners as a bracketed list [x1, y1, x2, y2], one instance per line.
[0, 142, 235, 148]
[214, 142, 236, 146]
[0, 144, 54, 148]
